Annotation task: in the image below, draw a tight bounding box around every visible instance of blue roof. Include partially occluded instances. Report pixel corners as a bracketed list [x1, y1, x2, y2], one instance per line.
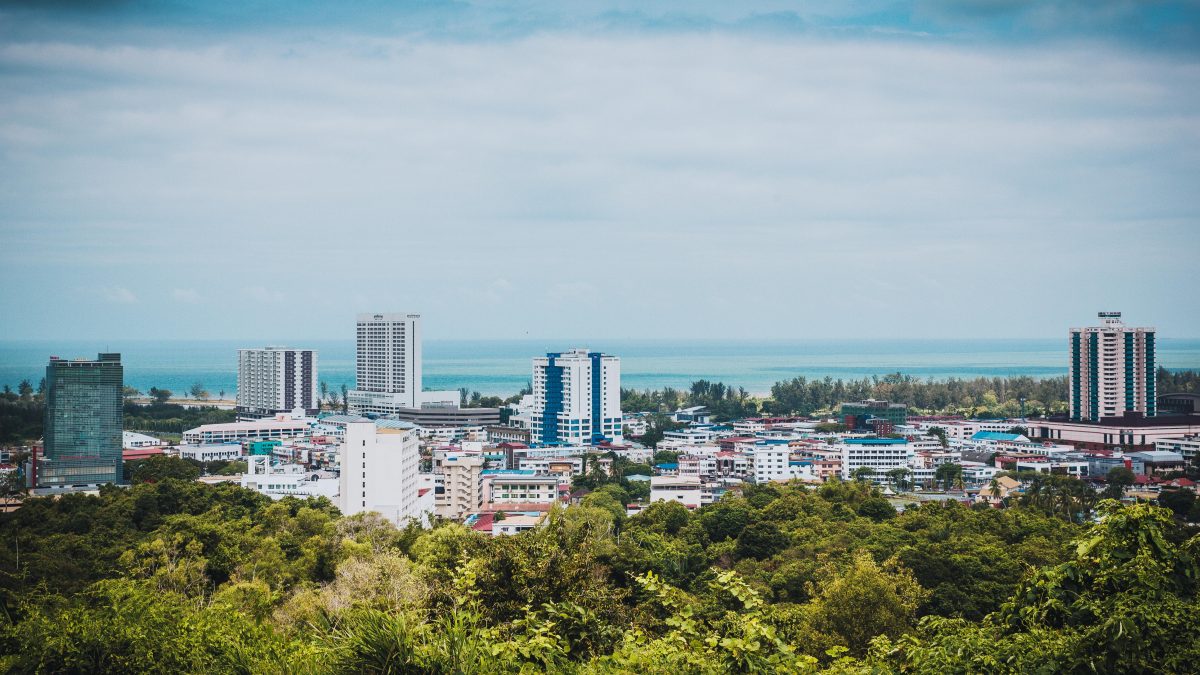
[482, 469, 536, 475]
[626, 474, 651, 481]
[756, 439, 790, 445]
[655, 463, 679, 470]
[844, 438, 908, 445]
[971, 431, 1023, 441]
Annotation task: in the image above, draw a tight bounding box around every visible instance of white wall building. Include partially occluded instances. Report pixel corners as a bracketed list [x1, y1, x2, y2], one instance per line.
[650, 475, 703, 509]
[1156, 435, 1200, 460]
[178, 444, 244, 463]
[1070, 311, 1156, 422]
[182, 416, 311, 445]
[338, 422, 423, 526]
[348, 313, 457, 416]
[122, 431, 163, 449]
[485, 473, 560, 505]
[242, 457, 339, 500]
[752, 446, 790, 483]
[839, 439, 911, 480]
[237, 347, 319, 419]
[531, 349, 622, 445]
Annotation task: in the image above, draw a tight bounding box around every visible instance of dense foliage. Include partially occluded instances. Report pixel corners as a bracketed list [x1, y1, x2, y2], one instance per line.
[621, 368, 1199, 420]
[1, 474, 1192, 673]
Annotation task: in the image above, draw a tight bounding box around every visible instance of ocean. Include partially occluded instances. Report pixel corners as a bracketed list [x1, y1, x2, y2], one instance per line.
[2, 338, 1199, 398]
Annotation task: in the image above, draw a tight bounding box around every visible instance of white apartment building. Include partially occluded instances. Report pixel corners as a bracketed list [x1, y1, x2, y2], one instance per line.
[650, 475, 703, 509]
[915, 419, 1020, 441]
[338, 422, 423, 526]
[839, 439, 911, 480]
[1156, 435, 1200, 460]
[236, 347, 319, 420]
[484, 473, 560, 505]
[178, 444, 244, 463]
[1070, 311, 1156, 422]
[517, 456, 584, 476]
[663, 428, 717, 445]
[348, 313, 457, 416]
[436, 453, 485, 520]
[531, 349, 622, 445]
[752, 446, 791, 483]
[242, 457, 339, 500]
[182, 417, 311, 445]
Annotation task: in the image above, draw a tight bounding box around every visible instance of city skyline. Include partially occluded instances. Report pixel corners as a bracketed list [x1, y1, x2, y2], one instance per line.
[1, 3, 1198, 340]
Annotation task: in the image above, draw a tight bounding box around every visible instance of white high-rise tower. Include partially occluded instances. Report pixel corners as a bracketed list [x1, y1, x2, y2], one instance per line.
[347, 313, 456, 416]
[1069, 312, 1156, 422]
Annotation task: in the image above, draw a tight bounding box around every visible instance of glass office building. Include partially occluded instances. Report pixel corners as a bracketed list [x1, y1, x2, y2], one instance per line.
[37, 353, 124, 487]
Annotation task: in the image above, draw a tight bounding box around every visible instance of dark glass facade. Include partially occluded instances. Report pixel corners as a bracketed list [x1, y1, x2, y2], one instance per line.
[39, 353, 123, 487]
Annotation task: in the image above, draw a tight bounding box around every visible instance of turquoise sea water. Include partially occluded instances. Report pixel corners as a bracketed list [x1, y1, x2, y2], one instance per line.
[2, 339, 1199, 397]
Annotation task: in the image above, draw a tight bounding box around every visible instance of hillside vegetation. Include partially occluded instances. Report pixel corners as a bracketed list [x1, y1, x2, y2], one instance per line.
[1, 474, 1197, 673]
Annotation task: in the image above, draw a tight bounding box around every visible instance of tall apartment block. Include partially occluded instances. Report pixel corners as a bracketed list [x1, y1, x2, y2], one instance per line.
[347, 313, 456, 416]
[1070, 312, 1156, 422]
[338, 421, 423, 525]
[37, 353, 123, 487]
[531, 349, 622, 446]
[236, 347, 318, 420]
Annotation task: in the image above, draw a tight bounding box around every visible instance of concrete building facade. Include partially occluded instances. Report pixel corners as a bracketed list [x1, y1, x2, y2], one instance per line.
[338, 421, 423, 525]
[1070, 312, 1155, 422]
[236, 347, 318, 419]
[348, 313, 457, 416]
[531, 349, 622, 445]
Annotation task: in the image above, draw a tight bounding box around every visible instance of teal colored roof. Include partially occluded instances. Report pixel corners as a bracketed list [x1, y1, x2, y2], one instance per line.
[971, 431, 1023, 441]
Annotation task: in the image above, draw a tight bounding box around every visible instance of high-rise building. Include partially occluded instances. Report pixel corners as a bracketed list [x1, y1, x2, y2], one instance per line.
[1070, 311, 1156, 422]
[347, 313, 457, 416]
[37, 353, 123, 487]
[236, 347, 318, 419]
[531, 349, 622, 446]
[338, 421, 423, 525]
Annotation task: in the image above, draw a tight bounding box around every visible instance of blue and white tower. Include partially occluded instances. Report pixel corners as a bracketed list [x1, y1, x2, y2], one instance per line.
[531, 349, 622, 446]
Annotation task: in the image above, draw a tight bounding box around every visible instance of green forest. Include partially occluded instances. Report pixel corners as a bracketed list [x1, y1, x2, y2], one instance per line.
[1, 470, 1197, 673]
[621, 368, 1200, 421]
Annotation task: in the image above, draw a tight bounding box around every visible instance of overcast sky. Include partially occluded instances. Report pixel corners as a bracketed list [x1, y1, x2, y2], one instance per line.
[1, 1, 1198, 341]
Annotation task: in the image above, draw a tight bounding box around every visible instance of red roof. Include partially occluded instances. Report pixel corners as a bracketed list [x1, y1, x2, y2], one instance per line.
[470, 513, 495, 532]
[122, 447, 165, 460]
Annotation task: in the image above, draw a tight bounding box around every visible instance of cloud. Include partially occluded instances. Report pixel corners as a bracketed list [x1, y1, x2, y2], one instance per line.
[0, 19, 1197, 340]
[245, 286, 286, 303]
[546, 282, 596, 303]
[172, 288, 201, 303]
[481, 278, 514, 304]
[99, 285, 136, 303]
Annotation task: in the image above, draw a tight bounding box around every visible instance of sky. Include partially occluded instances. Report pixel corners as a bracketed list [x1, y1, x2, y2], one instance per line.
[1, 1, 1198, 341]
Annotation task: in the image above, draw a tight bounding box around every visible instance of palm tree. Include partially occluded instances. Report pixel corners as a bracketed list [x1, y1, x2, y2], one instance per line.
[988, 478, 1001, 504]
